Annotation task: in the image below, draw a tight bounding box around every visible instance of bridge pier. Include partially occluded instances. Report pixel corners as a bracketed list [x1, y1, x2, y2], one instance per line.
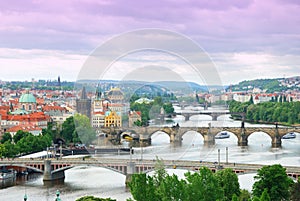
[170, 132, 182, 146]
[272, 137, 282, 148]
[140, 132, 151, 146]
[43, 160, 52, 181]
[125, 162, 136, 187]
[211, 114, 218, 121]
[203, 125, 215, 146]
[272, 125, 282, 148]
[184, 114, 190, 121]
[43, 160, 65, 185]
[203, 134, 215, 146]
[238, 127, 248, 146]
[139, 138, 151, 147]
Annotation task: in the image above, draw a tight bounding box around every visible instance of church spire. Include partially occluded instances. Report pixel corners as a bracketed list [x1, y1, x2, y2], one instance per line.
[80, 86, 87, 99]
[95, 84, 102, 100]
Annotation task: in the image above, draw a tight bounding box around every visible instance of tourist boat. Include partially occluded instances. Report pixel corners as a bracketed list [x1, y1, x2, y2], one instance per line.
[215, 131, 230, 139]
[282, 132, 296, 139]
[0, 169, 17, 181]
[124, 136, 133, 141]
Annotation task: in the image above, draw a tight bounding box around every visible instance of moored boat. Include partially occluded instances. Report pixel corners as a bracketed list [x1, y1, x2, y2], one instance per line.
[215, 131, 230, 139]
[282, 132, 296, 139]
[0, 169, 17, 180]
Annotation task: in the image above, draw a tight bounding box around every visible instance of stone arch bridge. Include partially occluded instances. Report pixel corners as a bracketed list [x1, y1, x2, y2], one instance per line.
[99, 124, 300, 148]
[175, 111, 244, 121]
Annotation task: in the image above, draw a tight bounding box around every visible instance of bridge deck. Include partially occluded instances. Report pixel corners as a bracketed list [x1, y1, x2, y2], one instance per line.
[1, 158, 300, 175]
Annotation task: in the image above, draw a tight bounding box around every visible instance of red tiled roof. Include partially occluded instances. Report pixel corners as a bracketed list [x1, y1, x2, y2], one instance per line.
[7, 124, 43, 132]
[43, 105, 67, 112]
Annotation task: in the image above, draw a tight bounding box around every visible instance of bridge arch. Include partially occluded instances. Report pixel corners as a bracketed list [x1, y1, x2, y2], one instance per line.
[189, 114, 213, 121]
[0, 164, 43, 173]
[181, 131, 204, 145]
[247, 132, 272, 148]
[61, 164, 127, 176]
[149, 131, 171, 144]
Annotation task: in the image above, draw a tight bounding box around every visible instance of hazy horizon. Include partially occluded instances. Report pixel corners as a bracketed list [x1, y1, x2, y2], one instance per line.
[0, 1, 299, 86]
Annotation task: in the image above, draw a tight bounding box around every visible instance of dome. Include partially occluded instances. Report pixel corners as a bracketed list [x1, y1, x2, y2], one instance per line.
[19, 92, 36, 103]
[107, 88, 123, 96]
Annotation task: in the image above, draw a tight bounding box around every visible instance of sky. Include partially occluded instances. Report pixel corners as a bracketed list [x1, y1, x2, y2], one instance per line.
[0, 0, 299, 86]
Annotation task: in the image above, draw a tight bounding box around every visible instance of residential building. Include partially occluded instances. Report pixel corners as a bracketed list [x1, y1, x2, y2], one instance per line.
[128, 111, 142, 127]
[104, 111, 122, 127]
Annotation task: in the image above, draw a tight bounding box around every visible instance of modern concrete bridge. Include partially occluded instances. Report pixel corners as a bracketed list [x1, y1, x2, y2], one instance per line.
[1, 158, 300, 185]
[99, 123, 300, 148]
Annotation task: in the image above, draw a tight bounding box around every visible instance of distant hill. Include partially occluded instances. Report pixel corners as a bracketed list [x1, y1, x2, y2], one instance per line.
[154, 81, 209, 93]
[76, 80, 212, 95]
[227, 76, 300, 93]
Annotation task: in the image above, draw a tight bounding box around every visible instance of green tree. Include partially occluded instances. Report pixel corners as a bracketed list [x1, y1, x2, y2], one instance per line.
[15, 132, 52, 155]
[129, 173, 158, 201]
[76, 196, 116, 201]
[252, 164, 293, 201]
[60, 116, 77, 144]
[13, 130, 30, 144]
[1, 132, 12, 144]
[249, 95, 254, 104]
[153, 157, 167, 186]
[259, 189, 270, 201]
[231, 194, 238, 201]
[290, 178, 300, 201]
[158, 174, 187, 201]
[3, 141, 18, 158]
[133, 119, 142, 127]
[251, 196, 260, 201]
[216, 168, 240, 200]
[74, 113, 96, 145]
[0, 144, 6, 158]
[163, 102, 174, 114]
[239, 189, 251, 201]
[185, 167, 224, 201]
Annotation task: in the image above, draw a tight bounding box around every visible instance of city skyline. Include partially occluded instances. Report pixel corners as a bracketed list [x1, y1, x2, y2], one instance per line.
[0, 0, 299, 85]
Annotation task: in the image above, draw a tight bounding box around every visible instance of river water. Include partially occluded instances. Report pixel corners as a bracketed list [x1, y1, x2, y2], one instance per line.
[1, 106, 300, 200]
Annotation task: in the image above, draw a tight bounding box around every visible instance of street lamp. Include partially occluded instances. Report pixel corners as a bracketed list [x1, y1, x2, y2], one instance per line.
[218, 149, 220, 167]
[59, 141, 62, 160]
[55, 190, 61, 201]
[226, 147, 228, 164]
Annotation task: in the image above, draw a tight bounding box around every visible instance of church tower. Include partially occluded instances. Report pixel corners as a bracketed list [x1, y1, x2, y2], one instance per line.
[93, 85, 104, 112]
[76, 86, 91, 120]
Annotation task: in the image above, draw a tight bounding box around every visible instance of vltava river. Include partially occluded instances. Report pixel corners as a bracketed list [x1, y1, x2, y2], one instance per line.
[1, 106, 300, 200]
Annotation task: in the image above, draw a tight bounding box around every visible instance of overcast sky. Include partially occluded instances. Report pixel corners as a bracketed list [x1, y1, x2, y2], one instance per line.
[0, 0, 299, 86]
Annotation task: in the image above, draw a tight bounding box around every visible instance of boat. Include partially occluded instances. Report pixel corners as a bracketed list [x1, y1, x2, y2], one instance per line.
[124, 136, 133, 141]
[282, 132, 296, 139]
[215, 131, 230, 139]
[0, 169, 17, 181]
